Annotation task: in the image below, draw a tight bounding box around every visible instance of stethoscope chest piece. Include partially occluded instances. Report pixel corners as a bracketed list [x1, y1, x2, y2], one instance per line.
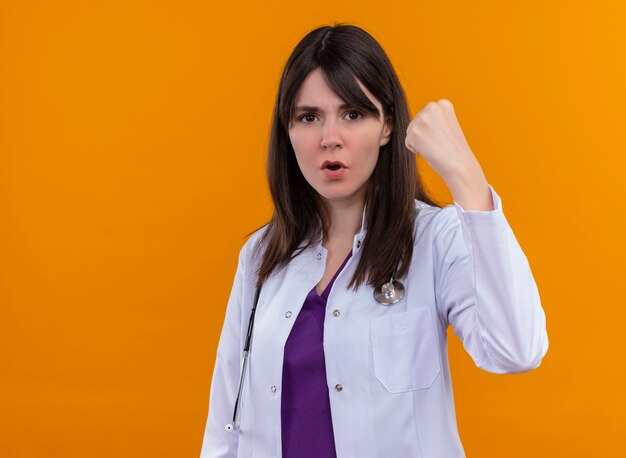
[374, 279, 405, 305]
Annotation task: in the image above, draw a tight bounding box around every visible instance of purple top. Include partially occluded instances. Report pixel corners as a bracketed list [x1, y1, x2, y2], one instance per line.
[281, 249, 353, 458]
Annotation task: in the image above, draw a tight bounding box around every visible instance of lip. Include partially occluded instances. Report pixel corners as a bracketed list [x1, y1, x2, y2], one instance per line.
[320, 160, 347, 180]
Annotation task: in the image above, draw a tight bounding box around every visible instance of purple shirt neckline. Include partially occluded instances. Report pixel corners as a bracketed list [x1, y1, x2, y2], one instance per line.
[281, 249, 353, 458]
[316, 249, 353, 300]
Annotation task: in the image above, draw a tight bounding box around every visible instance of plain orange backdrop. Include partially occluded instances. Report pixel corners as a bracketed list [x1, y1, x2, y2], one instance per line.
[1, 0, 625, 457]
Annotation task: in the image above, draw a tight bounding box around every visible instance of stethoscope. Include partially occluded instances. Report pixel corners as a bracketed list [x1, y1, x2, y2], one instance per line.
[225, 260, 405, 432]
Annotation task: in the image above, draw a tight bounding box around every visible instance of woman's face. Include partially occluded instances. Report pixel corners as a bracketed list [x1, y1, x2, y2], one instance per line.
[288, 67, 392, 207]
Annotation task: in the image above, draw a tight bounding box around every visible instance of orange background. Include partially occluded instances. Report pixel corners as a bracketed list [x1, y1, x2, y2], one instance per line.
[1, 1, 624, 457]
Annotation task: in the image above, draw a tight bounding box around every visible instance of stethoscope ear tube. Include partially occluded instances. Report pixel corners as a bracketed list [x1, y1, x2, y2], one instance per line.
[226, 285, 262, 432]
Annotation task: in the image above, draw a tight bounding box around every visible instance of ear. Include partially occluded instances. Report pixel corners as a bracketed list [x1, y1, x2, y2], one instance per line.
[379, 115, 393, 147]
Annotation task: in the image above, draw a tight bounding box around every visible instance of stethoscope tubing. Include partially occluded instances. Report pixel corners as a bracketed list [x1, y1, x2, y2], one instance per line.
[226, 285, 262, 431]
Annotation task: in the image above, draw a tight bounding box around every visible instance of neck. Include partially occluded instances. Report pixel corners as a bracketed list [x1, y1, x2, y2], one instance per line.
[322, 194, 365, 247]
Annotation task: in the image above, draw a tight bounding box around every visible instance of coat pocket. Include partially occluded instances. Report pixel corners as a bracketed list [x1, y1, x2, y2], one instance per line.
[370, 307, 441, 393]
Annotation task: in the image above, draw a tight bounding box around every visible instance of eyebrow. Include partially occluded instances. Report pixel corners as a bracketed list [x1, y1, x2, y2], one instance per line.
[294, 103, 354, 112]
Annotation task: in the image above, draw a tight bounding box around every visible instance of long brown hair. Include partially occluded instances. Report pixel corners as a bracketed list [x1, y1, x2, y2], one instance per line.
[248, 23, 441, 291]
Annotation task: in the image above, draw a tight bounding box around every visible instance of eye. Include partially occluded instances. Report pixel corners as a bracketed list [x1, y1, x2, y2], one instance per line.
[345, 110, 363, 121]
[297, 113, 317, 123]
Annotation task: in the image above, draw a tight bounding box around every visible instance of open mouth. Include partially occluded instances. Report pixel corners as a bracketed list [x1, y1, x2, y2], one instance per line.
[321, 160, 346, 171]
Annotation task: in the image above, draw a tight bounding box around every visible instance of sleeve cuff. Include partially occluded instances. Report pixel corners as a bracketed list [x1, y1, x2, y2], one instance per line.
[453, 183, 505, 226]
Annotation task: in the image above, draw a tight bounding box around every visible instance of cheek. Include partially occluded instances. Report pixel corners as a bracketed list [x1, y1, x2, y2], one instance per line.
[353, 135, 382, 178]
[289, 132, 317, 159]
[288, 133, 317, 176]
[353, 131, 383, 160]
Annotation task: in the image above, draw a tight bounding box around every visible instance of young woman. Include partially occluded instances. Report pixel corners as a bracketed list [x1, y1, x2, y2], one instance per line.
[200, 23, 548, 458]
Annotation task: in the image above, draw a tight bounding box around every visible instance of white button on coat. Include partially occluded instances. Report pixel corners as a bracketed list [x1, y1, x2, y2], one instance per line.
[200, 184, 549, 458]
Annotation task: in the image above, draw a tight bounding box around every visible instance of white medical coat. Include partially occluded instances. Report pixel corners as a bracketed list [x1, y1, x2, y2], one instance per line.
[200, 184, 549, 458]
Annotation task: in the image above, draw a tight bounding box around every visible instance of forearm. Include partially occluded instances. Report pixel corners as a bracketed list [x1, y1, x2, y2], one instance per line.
[445, 162, 495, 212]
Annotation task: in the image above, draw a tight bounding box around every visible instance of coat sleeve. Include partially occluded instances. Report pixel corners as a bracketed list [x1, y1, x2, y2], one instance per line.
[433, 183, 549, 373]
[199, 244, 247, 457]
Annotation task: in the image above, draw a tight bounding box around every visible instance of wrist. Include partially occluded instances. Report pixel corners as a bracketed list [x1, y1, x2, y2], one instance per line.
[445, 166, 494, 211]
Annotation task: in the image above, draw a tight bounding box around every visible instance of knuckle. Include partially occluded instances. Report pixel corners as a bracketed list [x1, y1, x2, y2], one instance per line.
[438, 99, 454, 111]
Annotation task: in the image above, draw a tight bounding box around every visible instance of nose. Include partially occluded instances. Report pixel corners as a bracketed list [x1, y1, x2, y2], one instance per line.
[320, 118, 342, 150]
